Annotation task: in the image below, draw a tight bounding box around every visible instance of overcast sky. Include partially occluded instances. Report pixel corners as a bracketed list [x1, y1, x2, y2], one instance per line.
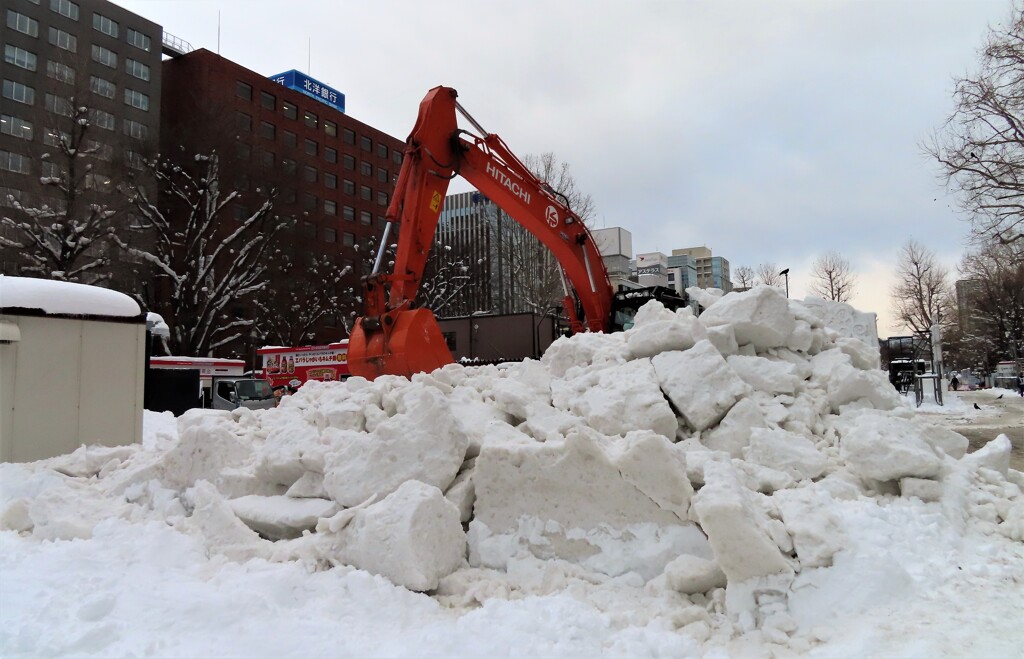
[116, 0, 1008, 337]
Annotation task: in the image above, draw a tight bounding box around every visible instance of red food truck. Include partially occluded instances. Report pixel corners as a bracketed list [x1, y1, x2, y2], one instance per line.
[257, 341, 350, 391]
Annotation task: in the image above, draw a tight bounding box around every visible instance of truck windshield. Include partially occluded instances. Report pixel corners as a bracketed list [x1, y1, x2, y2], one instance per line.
[235, 379, 274, 401]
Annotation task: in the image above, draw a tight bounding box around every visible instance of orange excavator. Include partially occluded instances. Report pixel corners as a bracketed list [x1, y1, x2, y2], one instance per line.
[348, 86, 681, 380]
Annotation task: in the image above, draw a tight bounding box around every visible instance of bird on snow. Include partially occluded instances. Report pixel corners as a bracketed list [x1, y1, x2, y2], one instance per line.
[974, 403, 982, 410]
[997, 394, 1004, 399]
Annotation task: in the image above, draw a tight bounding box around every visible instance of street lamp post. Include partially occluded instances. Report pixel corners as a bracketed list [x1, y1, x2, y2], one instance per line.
[779, 268, 790, 297]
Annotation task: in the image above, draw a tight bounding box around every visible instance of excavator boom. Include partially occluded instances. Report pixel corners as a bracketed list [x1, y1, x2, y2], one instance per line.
[348, 87, 613, 380]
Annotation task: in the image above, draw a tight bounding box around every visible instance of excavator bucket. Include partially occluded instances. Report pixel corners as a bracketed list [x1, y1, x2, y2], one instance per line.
[348, 308, 455, 380]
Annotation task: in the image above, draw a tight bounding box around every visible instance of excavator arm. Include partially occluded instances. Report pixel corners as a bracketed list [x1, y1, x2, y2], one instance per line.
[348, 86, 613, 380]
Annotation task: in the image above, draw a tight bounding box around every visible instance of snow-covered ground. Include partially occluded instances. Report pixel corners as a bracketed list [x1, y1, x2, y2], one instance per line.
[2, 287, 1022, 658]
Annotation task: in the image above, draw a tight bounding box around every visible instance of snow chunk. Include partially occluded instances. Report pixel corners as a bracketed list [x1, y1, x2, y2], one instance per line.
[692, 461, 793, 583]
[838, 412, 942, 482]
[653, 341, 750, 431]
[228, 495, 338, 540]
[552, 358, 677, 440]
[339, 480, 465, 592]
[663, 554, 728, 594]
[698, 286, 796, 352]
[322, 385, 469, 507]
[701, 398, 766, 458]
[744, 427, 827, 481]
[726, 354, 800, 395]
[608, 430, 693, 519]
[626, 308, 707, 359]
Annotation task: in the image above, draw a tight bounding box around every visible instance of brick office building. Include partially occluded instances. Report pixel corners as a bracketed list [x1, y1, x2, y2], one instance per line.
[1, 0, 161, 279]
[158, 49, 405, 349]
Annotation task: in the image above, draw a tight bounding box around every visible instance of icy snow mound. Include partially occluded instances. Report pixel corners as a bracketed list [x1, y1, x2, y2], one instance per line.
[3, 286, 1022, 651]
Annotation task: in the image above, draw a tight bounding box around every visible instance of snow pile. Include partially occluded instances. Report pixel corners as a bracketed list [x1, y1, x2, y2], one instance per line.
[2, 285, 1023, 655]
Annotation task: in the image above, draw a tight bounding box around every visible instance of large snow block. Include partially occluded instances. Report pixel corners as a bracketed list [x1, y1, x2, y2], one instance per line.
[698, 286, 796, 352]
[626, 311, 707, 360]
[228, 495, 338, 540]
[339, 480, 466, 592]
[826, 363, 903, 413]
[552, 358, 678, 440]
[726, 354, 800, 396]
[469, 429, 707, 578]
[653, 341, 751, 432]
[837, 412, 942, 482]
[744, 427, 827, 481]
[322, 385, 469, 507]
[701, 398, 766, 458]
[692, 461, 793, 583]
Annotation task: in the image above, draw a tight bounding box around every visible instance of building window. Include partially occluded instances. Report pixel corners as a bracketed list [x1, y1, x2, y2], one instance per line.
[359, 210, 372, 225]
[343, 179, 355, 195]
[46, 60, 74, 83]
[324, 199, 337, 216]
[50, 0, 79, 20]
[4, 45, 37, 72]
[260, 91, 275, 110]
[125, 58, 150, 81]
[377, 143, 388, 159]
[46, 93, 73, 116]
[236, 81, 252, 101]
[41, 160, 61, 178]
[44, 129, 69, 146]
[126, 28, 150, 51]
[1, 115, 33, 140]
[234, 205, 251, 221]
[261, 150, 274, 168]
[7, 11, 39, 37]
[90, 76, 115, 99]
[89, 108, 115, 130]
[324, 226, 337, 242]
[360, 161, 372, 177]
[303, 165, 317, 183]
[304, 138, 317, 156]
[235, 174, 250, 191]
[1, 187, 23, 207]
[3, 80, 35, 105]
[342, 206, 354, 221]
[343, 128, 355, 145]
[377, 167, 388, 183]
[283, 130, 296, 148]
[324, 120, 337, 137]
[235, 142, 251, 160]
[342, 154, 355, 171]
[93, 13, 118, 37]
[343, 231, 355, 246]
[360, 135, 372, 152]
[301, 220, 317, 238]
[124, 88, 149, 110]
[377, 191, 388, 206]
[0, 151, 31, 174]
[281, 188, 296, 203]
[324, 173, 337, 189]
[392, 149, 403, 165]
[49, 27, 77, 52]
[282, 101, 297, 119]
[325, 147, 337, 164]
[126, 150, 144, 170]
[303, 111, 317, 129]
[91, 44, 116, 68]
[259, 121, 275, 139]
[236, 111, 252, 132]
[123, 118, 147, 139]
[360, 185, 372, 201]
[301, 194, 316, 211]
[282, 158, 296, 173]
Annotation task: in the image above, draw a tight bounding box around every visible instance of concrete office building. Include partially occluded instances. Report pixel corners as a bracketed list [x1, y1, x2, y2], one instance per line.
[1, 0, 162, 278]
[670, 246, 732, 292]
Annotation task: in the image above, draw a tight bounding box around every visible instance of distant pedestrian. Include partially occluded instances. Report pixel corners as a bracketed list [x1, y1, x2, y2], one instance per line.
[1017, 372, 1024, 397]
[950, 374, 959, 391]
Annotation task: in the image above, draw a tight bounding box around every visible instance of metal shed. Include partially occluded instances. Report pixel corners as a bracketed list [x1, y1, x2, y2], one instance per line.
[0, 276, 147, 462]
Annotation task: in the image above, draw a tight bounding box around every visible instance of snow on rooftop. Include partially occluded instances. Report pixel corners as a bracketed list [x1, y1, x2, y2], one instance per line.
[0, 275, 141, 318]
[1, 286, 1022, 656]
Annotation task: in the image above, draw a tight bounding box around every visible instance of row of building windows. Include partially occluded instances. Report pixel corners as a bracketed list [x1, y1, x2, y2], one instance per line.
[0, 148, 145, 175]
[1, 109, 147, 142]
[233, 79, 402, 165]
[3, 78, 150, 112]
[4, 43, 149, 83]
[6, 7, 151, 51]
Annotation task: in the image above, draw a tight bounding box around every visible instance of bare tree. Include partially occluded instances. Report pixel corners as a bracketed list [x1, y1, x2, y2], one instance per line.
[113, 153, 287, 356]
[926, 5, 1024, 245]
[809, 250, 857, 302]
[953, 238, 1024, 369]
[890, 240, 954, 335]
[756, 262, 783, 287]
[522, 152, 596, 224]
[733, 265, 756, 289]
[1, 100, 130, 283]
[255, 250, 346, 346]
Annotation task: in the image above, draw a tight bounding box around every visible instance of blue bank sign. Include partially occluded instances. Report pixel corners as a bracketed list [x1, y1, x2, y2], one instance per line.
[269, 70, 345, 114]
